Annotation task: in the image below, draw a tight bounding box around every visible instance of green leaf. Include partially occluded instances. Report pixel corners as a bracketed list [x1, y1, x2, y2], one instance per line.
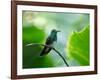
[22, 25, 55, 68]
[23, 25, 45, 43]
[66, 25, 90, 66]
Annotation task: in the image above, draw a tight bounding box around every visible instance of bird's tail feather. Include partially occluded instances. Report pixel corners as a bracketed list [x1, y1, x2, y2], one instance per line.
[40, 48, 52, 56]
[40, 48, 46, 56]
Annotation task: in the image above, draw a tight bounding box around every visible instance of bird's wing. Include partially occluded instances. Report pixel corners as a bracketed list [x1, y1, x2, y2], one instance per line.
[40, 37, 52, 56]
[45, 36, 53, 45]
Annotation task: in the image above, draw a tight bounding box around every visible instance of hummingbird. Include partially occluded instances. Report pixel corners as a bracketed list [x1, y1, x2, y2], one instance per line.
[40, 29, 60, 56]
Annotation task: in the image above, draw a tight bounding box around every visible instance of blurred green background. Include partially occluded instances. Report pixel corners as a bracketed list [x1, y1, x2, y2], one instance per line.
[22, 11, 90, 69]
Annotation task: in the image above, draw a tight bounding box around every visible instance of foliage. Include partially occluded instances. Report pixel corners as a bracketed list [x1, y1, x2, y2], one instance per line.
[23, 25, 55, 68]
[66, 25, 90, 66]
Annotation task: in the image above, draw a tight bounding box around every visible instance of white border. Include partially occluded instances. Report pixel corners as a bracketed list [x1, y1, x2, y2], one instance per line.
[17, 5, 95, 75]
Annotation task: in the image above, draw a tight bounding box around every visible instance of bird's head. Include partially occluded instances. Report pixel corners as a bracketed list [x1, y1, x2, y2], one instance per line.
[51, 29, 60, 34]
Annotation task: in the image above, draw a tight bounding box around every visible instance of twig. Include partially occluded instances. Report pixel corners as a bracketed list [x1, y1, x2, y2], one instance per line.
[52, 48, 69, 66]
[26, 43, 69, 66]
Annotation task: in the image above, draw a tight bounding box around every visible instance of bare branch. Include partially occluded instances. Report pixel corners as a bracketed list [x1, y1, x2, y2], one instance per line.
[26, 43, 69, 67]
[52, 48, 69, 67]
